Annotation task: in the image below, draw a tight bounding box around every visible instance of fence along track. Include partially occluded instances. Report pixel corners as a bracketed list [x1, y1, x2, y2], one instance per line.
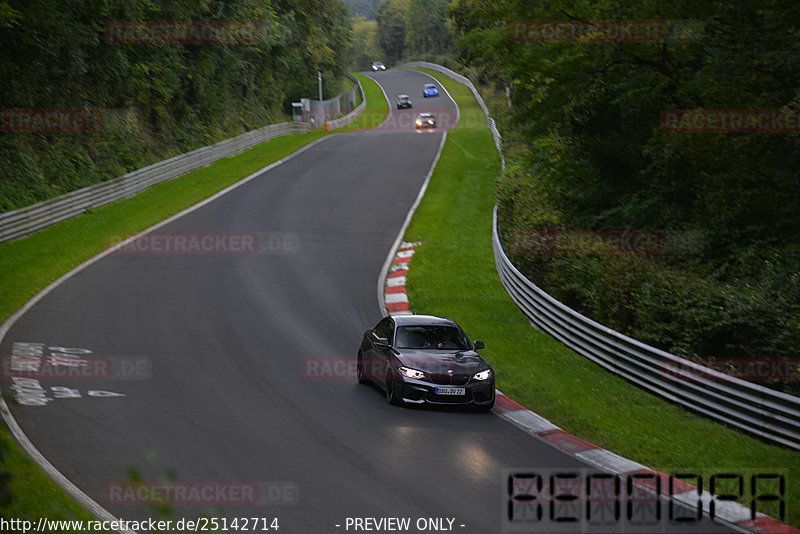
[401, 60, 800, 450]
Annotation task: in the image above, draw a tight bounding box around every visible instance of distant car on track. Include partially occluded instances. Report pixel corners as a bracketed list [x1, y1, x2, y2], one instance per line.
[396, 94, 412, 109]
[423, 83, 439, 97]
[415, 112, 436, 129]
[357, 315, 495, 409]
[371, 61, 386, 71]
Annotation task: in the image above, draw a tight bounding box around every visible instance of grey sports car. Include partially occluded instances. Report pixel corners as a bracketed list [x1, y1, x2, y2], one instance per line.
[357, 315, 495, 409]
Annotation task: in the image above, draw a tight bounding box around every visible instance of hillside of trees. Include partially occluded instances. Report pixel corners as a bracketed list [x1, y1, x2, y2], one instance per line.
[447, 0, 799, 391]
[0, 0, 352, 212]
[350, 16, 381, 71]
[374, 0, 454, 66]
[341, 0, 384, 20]
[2, 0, 797, 392]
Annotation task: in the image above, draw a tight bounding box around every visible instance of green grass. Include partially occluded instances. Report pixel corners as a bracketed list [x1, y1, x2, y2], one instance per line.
[338, 73, 389, 132]
[403, 68, 800, 527]
[0, 426, 110, 530]
[0, 70, 388, 528]
[0, 71, 386, 528]
[0, 131, 327, 322]
[0, 130, 335, 528]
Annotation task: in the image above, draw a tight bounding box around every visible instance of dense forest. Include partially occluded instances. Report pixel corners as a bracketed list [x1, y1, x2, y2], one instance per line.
[1, 0, 797, 390]
[375, 0, 454, 65]
[341, 0, 384, 20]
[344, 0, 456, 69]
[448, 0, 800, 390]
[0, 0, 352, 211]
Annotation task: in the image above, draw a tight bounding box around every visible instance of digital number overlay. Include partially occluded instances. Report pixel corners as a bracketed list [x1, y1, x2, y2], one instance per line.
[503, 468, 791, 533]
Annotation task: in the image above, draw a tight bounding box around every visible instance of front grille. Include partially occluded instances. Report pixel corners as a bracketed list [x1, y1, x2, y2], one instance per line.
[430, 373, 470, 386]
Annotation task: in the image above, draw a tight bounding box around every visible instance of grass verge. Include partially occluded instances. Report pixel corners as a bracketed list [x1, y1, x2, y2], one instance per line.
[338, 73, 389, 132]
[0, 71, 390, 528]
[0, 130, 327, 530]
[0, 131, 327, 322]
[403, 68, 800, 527]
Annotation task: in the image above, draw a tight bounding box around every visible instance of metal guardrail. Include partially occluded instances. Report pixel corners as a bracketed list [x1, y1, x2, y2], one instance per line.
[493, 209, 800, 450]
[399, 61, 504, 170]
[405, 61, 800, 450]
[0, 121, 308, 243]
[325, 73, 367, 130]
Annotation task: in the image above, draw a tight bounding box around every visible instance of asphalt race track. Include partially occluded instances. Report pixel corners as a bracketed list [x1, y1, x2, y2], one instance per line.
[0, 69, 736, 533]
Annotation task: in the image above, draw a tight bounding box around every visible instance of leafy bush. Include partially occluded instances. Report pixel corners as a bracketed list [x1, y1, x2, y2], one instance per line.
[0, 0, 353, 213]
[454, 0, 800, 394]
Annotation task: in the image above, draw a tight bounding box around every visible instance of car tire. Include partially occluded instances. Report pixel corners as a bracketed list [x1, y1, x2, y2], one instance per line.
[357, 352, 369, 384]
[385, 369, 403, 406]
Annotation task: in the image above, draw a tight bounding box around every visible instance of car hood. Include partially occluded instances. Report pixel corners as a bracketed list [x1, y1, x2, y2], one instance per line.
[394, 349, 489, 374]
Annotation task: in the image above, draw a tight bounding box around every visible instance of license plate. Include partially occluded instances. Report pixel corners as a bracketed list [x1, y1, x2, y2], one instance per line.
[436, 387, 465, 396]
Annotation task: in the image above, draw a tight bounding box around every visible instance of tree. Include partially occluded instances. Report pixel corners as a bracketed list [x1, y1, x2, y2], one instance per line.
[375, 0, 407, 64]
[0, 0, 355, 210]
[449, 0, 800, 371]
[404, 0, 453, 57]
[340, 0, 386, 20]
[350, 15, 382, 70]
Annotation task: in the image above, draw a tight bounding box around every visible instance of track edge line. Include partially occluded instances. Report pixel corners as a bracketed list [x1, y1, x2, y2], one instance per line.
[0, 134, 331, 534]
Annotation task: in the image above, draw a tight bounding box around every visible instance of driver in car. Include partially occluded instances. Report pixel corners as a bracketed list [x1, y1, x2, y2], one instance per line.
[436, 328, 457, 349]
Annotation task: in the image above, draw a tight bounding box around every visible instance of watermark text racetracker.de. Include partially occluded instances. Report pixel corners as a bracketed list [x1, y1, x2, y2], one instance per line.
[106, 231, 299, 255]
[2, 342, 150, 381]
[1, 109, 102, 133]
[104, 481, 298, 506]
[661, 109, 800, 133]
[507, 230, 703, 255]
[303, 356, 483, 381]
[1, 517, 282, 533]
[1, 355, 150, 381]
[661, 357, 800, 384]
[508, 19, 703, 44]
[104, 20, 265, 45]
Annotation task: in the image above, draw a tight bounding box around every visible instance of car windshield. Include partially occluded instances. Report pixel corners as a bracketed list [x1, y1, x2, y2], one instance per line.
[399, 96, 409, 101]
[395, 326, 470, 350]
[424, 84, 435, 89]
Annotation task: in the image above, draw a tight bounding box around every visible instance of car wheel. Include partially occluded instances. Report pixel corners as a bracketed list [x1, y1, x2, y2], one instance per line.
[357, 351, 369, 384]
[385, 369, 402, 406]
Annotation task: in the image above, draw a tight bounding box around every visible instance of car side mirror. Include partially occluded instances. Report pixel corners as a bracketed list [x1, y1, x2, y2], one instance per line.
[473, 340, 485, 350]
[375, 337, 389, 348]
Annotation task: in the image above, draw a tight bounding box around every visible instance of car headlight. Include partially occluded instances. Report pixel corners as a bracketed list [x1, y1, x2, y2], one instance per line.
[416, 120, 422, 126]
[399, 366, 426, 380]
[473, 369, 492, 381]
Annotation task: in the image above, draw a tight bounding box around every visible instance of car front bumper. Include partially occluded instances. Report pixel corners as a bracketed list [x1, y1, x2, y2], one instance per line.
[397, 377, 495, 406]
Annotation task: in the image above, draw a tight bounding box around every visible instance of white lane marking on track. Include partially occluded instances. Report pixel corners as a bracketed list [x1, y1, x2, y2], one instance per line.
[376, 131, 446, 317]
[0, 135, 331, 534]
